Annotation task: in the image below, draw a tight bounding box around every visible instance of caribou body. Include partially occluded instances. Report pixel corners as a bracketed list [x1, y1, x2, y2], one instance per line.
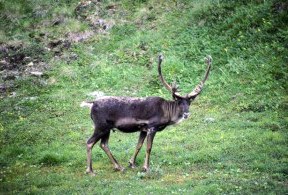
[85, 55, 212, 175]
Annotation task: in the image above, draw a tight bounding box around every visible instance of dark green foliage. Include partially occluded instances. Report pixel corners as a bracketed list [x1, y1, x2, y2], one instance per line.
[38, 153, 66, 166]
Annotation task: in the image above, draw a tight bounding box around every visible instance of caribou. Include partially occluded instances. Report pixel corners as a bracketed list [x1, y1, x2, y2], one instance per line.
[83, 55, 212, 175]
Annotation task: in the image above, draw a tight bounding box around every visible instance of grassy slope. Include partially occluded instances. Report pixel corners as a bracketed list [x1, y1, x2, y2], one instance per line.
[1, 0, 287, 194]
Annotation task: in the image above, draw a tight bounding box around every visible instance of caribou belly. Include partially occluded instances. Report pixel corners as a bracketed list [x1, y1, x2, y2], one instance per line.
[115, 118, 148, 133]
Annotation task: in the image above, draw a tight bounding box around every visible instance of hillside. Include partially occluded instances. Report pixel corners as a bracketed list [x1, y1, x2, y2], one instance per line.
[0, 0, 287, 194]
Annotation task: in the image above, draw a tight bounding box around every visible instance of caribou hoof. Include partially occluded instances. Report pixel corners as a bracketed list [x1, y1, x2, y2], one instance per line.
[142, 166, 149, 172]
[114, 166, 125, 172]
[86, 170, 96, 176]
[129, 161, 137, 169]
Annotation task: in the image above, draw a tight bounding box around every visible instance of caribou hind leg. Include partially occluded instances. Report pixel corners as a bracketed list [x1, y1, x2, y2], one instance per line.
[86, 129, 103, 176]
[100, 131, 124, 171]
[129, 131, 147, 168]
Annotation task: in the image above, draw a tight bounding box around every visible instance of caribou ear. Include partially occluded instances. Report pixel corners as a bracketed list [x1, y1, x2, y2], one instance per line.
[172, 93, 183, 100]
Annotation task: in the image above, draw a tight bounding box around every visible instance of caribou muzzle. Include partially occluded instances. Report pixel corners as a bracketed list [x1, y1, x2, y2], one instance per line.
[183, 112, 190, 119]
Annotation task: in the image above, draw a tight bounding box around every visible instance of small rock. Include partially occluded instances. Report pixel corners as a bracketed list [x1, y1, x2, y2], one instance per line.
[24, 96, 37, 101]
[52, 18, 64, 26]
[30, 71, 43, 76]
[29, 96, 37, 100]
[9, 92, 17, 97]
[27, 62, 34, 66]
[45, 47, 51, 51]
[23, 57, 32, 62]
[204, 117, 215, 123]
[70, 53, 78, 60]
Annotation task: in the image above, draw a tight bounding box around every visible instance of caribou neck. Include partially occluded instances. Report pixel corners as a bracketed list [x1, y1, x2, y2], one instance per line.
[162, 100, 181, 124]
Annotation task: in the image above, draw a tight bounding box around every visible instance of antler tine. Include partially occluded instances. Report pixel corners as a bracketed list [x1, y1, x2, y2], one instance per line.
[188, 55, 212, 99]
[171, 81, 180, 93]
[203, 55, 212, 83]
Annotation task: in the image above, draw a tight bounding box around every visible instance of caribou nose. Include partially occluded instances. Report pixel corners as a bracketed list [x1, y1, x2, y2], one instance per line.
[183, 112, 190, 119]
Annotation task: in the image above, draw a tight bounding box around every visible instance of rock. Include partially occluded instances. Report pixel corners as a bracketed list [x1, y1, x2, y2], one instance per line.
[27, 62, 34, 66]
[45, 47, 51, 51]
[23, 57, 32, 62]
[204, 117, 215, 123]
[30, 71, 43, 76]
[9, 92, 17, 97]
[24, 96, 38, 101]
[52, 17, 64, 26]
[70, 53, 78, 61]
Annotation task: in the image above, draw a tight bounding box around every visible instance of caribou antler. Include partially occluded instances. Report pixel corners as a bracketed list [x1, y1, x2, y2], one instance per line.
[158, 54, 212, 99]
[158, 55, 184, 98]
[187, 55, 212, 99]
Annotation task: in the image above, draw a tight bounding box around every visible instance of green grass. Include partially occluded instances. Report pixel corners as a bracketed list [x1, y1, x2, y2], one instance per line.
[0, 0, 287, 194]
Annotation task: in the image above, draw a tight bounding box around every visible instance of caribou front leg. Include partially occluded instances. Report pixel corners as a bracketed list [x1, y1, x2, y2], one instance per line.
[143, 128, 156, 172]
[129, 131, 147, 168]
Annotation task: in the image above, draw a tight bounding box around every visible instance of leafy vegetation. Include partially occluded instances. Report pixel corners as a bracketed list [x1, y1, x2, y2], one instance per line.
[0, 0, 287, 194]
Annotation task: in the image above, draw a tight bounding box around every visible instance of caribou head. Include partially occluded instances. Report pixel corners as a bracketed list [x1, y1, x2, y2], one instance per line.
[158, 54, 212, 121]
